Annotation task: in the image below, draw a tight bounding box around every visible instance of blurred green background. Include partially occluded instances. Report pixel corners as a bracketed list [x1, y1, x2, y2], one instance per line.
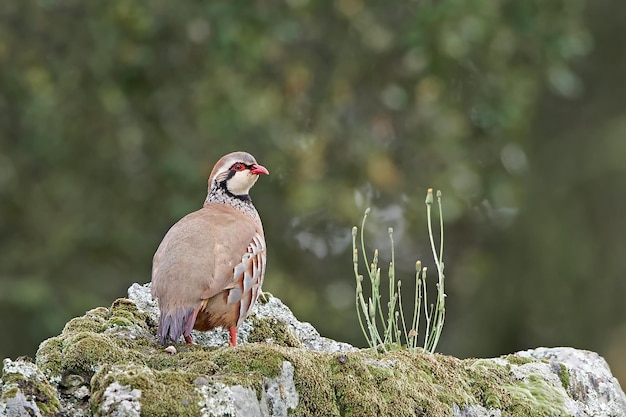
[2, 0, 625, 387]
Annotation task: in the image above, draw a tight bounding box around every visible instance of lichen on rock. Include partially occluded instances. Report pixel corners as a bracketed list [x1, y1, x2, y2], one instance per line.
[1, 283, 625, 417]
[1, 357, 61, 416]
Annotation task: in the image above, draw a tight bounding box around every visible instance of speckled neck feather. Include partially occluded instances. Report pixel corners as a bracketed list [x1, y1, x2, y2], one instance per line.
[204, 183, 261, 223]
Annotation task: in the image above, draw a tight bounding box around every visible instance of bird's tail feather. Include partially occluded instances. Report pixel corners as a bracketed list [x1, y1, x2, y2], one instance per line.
[157, 306, 196, 345]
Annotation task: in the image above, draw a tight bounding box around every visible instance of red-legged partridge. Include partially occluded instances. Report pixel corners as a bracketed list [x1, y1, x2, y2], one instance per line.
[151, 151, 269, 346]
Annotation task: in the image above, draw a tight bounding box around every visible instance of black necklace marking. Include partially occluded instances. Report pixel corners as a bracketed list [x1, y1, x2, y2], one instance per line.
[218, 179, 251, 202]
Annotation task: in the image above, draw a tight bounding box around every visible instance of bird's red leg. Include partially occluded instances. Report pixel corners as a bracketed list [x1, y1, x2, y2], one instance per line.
[229, 327, 238, 346]
[183, 304, 203, 345]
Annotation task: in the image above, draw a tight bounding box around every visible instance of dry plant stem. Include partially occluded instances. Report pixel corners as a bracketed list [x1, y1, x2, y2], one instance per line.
[353, 213, 385, 351]
[425, 189, 445, 353]
[385, 228, 398, 346]
[353, 229, 370, 348]
[430, 190, 446, 350]
[397, 280, 409, 349]
[353, 189, 446, 354]
[362, 210, 387, 349]
[410, 261, 422, 351]
[422, 266, 431, 350]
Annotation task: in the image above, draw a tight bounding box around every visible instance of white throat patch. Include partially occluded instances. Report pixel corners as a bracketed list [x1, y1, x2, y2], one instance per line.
[226, 170, 259, 196]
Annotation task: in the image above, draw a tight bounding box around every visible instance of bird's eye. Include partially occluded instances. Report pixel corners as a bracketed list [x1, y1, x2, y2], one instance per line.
[231, 163, 246, 171]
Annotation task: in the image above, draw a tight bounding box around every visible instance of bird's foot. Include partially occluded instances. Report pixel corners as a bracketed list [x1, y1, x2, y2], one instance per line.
[229, 327, 237, 346]
[184, 334, 194, 344]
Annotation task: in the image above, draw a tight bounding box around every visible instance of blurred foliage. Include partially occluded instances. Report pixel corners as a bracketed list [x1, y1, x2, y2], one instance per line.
[1, 0, 625, 387]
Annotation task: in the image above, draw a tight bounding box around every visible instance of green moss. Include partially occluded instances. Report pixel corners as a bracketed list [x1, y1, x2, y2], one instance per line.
[63, 316, 106, 334]
[211, 343, 285, 378]
[503, 354, 536, 366]
[109, 298, 155, 331]
[106, 317, 134, 327]
[330, 353, 386, 416]
[246, 315, 301, 347]
[145, 344, 220, 374]
[27, 295, 579, 417]
[461, 357, 569, 416]
[111, 298, 141, 313]
[90, 364, 203, 417]
[504, 373, 568, 416]
[111, 309, 135, 321]
[286, 350, 337, 416]
[61, 332, 128, 376]
[36, 336, 65, 375]
[558, 363, 570, 390]
[288, 350, 478, 417]
[33, 380, 62, 414]
[175, 358, 219, 375]
[1, 386, 18, 399]
[36, 300, 156, 378]
[256, 291, 273, 305]
[463, 359, 513, 410]
[86, 306, 111, 319]
[2, 367, 62, 414]
[142, 371, 204, 416]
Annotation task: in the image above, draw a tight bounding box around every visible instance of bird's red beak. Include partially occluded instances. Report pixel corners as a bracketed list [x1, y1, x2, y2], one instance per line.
[250, 164, 269, 175]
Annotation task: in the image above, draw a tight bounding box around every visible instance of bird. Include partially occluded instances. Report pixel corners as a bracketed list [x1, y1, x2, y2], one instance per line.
[151, 151, 269, 347]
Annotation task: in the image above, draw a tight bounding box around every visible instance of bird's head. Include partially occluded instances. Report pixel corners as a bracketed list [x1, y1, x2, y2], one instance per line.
[208, 151, 269, 197]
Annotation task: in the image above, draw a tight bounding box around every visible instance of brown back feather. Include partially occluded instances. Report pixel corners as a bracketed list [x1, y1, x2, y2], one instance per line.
[151, 203, 262, 343]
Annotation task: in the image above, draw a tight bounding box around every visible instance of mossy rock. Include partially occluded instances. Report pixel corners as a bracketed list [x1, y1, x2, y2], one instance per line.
[1, 358, 62, 415]
[24, 296, 608, 416]
[2, 287, 624, 416]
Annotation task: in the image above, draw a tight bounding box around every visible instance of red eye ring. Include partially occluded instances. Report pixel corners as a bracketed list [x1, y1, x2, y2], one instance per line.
[231, 163, 246, 172]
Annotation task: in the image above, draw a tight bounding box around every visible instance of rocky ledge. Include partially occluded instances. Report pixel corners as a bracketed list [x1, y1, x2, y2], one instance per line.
[1, 283, 625, 417]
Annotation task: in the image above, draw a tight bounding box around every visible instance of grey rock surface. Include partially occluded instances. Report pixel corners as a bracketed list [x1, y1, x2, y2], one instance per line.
[128, 282, 356, 353]
[518, 346, 626, 417]
[453, 403, 501, 417]
[1, 283, 625, 417]
[259, 361, 298, 417]
[192, 361, 297, 417]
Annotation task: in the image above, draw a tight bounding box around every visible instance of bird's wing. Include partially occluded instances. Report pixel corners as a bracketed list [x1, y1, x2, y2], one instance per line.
[151, 204, 263, 343]
[224, 231, 266, 328]
[151, 204, 262, 311]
